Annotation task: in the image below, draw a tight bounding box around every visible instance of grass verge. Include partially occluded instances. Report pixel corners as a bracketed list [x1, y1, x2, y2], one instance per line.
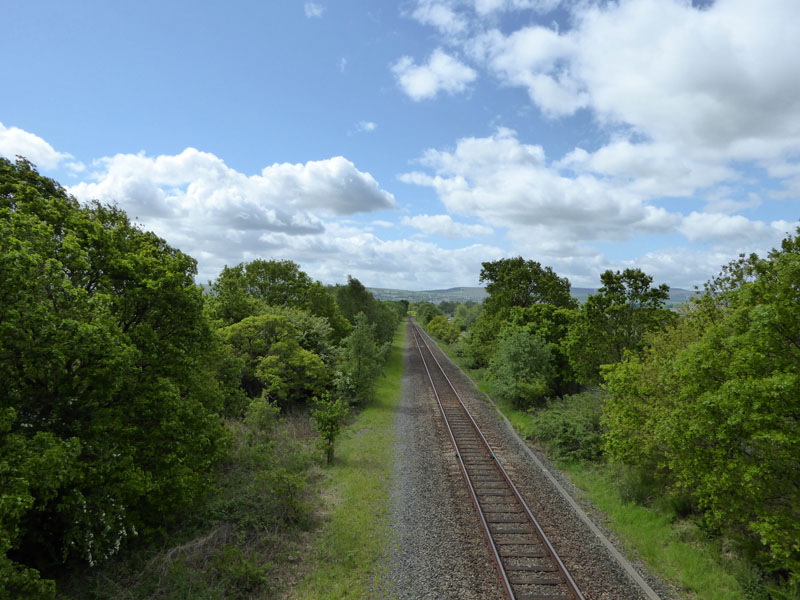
[291, 321, 406, 599]
[427, 334, 750, 600]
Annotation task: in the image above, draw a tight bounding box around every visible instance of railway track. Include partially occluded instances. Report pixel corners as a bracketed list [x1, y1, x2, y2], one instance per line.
[410, 320, 585, 600]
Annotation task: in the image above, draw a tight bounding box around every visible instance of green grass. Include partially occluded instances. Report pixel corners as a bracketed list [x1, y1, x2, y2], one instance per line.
[292, 321, 406, 599]
[565, 463, 745, 600]
[430, 337, 751, 600]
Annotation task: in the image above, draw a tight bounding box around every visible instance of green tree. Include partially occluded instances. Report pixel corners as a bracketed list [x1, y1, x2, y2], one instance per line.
[414, 301, 441, 325]
[480, 257, 577, 317]
[208, 259, 350, 341]
[336, 313, 385, 405]
[0, 158, 230, 589]
[565, 268, 673, 385]
[335, 276, 397, 345]
[310, 393, 350, 465]
[427, 315, 459, 344]
[488, 325, 556, 409]
[605, 234, 800, 578]
[220, 314, 328, 407]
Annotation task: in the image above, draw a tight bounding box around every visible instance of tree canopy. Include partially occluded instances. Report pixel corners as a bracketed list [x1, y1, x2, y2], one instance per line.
[0, 158, 230, 594]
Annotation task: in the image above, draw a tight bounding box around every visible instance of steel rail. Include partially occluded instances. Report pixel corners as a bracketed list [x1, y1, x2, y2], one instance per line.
[411, 324, 515, 598]
[411, 319, 586, 600]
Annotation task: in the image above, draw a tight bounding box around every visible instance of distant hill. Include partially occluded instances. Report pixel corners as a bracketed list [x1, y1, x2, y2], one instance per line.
[368, 285, 698, 307]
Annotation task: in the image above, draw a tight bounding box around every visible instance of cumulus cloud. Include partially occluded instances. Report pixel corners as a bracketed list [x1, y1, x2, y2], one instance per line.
[402, 213, 493, 238]
[473, 0, 563, 15]
[0, 122, 84, 172]
[252, 224, 504, 289]
[471, 0, 800, 161]
[392, 49, 477, 100]
[401, 128, 681, 251]
[64, 147, 404, 283]
[304, 2, 324, 18]
[679, 212, 797, 245]
[357, 120, 377, 132]
[71, 149, 394, 224]
[411, 0, 469, 36]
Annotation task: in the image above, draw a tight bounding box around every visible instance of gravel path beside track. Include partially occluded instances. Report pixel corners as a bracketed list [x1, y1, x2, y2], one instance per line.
[385, 320, 675, 600]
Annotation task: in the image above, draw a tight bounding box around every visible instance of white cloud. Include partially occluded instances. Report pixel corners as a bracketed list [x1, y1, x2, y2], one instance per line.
[338, 57, 347, 72]
[71, 148, 394, 223]
[473, 0, 563, 16]
[472, 0, 800, 162]
[251, 223, 504, 289]
[411, 0, 468, 36]
[679, 212, 797, 245]
[0, 122, 84, 172]
[392, 49, 477, 101]
[66, 148, 400, 282]
[357, 120, 377, 132]
[401, 128, 681, 253]
[402, 213, 493, 238]
[304, 2, 324, 18]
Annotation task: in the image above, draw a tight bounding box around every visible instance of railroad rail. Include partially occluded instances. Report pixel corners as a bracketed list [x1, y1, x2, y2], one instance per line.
[410, 320, 585, 600]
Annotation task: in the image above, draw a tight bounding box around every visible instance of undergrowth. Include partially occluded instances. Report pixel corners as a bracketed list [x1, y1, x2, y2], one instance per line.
[58, 402, 318, 600]
[291, 321, 406, 598]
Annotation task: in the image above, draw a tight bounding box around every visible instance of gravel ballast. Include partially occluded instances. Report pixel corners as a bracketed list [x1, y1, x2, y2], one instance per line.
[385, 320, 675, 600]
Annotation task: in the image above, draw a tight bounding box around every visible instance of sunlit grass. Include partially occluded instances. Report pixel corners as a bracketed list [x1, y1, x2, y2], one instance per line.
[292, 321, 406, 599]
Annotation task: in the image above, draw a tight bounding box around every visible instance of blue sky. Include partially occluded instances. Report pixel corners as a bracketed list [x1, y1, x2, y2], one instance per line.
[2, 0, 799, 290]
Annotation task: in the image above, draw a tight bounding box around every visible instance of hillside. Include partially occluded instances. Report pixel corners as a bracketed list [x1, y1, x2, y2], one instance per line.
[368, 286, 698, 307]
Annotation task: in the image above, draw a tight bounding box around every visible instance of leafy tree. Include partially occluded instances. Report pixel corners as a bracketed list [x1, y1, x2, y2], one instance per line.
[414, 301, 441, 325]
[220, 314, 328, 407]
[335, 276, 397, 345]
[565, 268, 673, 385]
[208, 259, 350, 341]
[336, 313, 385, 405]
[0, 158, 230, 589]
[453, 301, 481, 330]
[464, 258, 575, 368]
[488, 325, 556, 409]
[605, 234, 800, 578]
[427, 315, 459, 344]
[480, 257, 577, 317]
[310, 393, 350, 465]
[506, 304, 579, 396]
[437, 300, 457, 316]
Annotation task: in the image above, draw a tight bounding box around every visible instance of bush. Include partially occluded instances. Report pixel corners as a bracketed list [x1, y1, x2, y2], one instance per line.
[488, 326, 555, 409]
[528, 392, 605, 462]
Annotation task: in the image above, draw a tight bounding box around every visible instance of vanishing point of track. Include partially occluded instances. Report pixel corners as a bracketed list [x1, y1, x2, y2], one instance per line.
[410, 320, 585, 600]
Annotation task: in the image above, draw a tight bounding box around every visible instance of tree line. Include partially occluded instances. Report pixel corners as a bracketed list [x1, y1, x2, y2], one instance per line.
[0, 158, 404, 597]
[417, 247, 799, 590]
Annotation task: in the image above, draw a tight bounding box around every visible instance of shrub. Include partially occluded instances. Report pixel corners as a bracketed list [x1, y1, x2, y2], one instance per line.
[528, 392, 605, 462]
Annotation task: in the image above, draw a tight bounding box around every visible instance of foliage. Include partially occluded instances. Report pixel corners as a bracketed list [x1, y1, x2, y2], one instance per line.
[488, 325, 556, 409]
[207, 259, 350, 341]
[426, 315, 459, 344]
[220, 314, 328, 407]
[335, 277, 398, 345]
[336, 313, 386, 405]
[310, 393, 351, 465]
[413, 301, 441, 325]
[506, 304, 579, 396]
[0, 158, 230, 591]
[453, 301, 481, 331]
[465, 258, 575, 368]
[604, 233, 800, 580]
[59, 403, 314, 600]
[480, 257, 577, 317]
[528, 392, 606, 462]
[565, 268, 673, 385]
